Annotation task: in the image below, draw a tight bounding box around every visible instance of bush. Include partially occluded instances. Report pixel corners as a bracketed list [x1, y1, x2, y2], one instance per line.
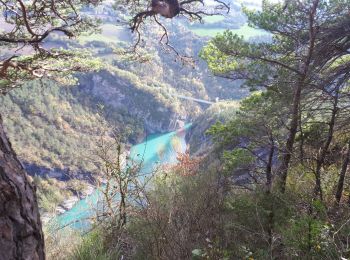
[70, 229, 120, 260]
[127, 164, 224, 259]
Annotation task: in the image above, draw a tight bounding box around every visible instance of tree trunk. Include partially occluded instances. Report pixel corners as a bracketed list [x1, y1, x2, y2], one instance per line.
[0, 114, 45, 260]
[266, 137, 275, 193]
[314, 92, 338, 201]
[278, 79, 303, 192]
[314, 81, 343, 200]
[335, 141, 350, 204]
[278, 0, 319, 192]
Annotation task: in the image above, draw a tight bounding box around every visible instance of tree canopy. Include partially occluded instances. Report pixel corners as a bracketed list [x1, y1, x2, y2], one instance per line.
[202, 0, 350, 194]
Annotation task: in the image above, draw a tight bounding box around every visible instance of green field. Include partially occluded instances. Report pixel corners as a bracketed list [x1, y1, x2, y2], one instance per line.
[78, 24, 129, 44]
[191, 24, 268, 39]
[203, 15, 225, 24]
[79, 21, 266, 44]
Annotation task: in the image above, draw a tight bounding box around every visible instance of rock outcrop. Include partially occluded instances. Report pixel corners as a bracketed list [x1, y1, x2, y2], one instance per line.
[77, 69, 186, 135]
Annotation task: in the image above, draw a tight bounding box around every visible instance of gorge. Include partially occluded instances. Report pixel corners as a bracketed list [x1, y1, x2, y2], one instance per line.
[53, 124, 192, 230]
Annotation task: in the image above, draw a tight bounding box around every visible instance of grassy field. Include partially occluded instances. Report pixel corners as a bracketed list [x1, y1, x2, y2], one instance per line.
[203, 15, 226, 24]
[78, 21, 266, 44]
[78, 24, 130, 44]
[191, 24, 268, 39]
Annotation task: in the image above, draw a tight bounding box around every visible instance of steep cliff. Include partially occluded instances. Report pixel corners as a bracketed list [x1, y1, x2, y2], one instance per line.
[0, 68, 189, 216]
[77, 69, 186, 134]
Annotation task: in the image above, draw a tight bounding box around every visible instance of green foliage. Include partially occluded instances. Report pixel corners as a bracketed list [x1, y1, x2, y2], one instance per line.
[127, 168, 223, 259]
[45, 226, 83, 260]
[33, 176, 71, 213]
[70, 230, 120, 260]
[0, 80, 108, 172]
[0, 0, 102, 88]
[3, 1, 350, 260]
[187, 100, 239, 155]
[207, 91, 286, 181]
[222, 148, 253, 172]
[196, 1, 350, 258]
[0, 77, 147, 216]
[280, 200, 336, 258]
[115, 165, 344, 259]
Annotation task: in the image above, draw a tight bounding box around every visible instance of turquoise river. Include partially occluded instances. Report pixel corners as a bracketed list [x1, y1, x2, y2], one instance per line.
[53, 124, 192, 230]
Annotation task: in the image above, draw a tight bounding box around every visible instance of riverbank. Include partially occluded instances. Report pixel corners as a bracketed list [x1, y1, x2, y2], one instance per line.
[41, 184, 95, 224]
[51, 124, 191, 230]
[39, 148, 131, 224]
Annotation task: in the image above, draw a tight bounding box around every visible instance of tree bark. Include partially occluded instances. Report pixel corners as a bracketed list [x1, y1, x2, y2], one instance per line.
[0, 114, 45, 260]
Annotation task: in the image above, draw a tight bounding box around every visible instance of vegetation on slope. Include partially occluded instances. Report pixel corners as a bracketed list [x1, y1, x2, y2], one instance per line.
[51, 1, 350, 259]
[3, 0, 350, 259]
[0, 2, 248, 217]
[187, 100, 239, 155]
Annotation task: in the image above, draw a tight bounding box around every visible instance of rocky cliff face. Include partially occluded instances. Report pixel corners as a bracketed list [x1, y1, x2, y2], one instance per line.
[77, 69, 186, 135]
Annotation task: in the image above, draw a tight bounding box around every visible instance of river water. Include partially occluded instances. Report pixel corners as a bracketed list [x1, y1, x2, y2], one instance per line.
[53, 124, 191, 230]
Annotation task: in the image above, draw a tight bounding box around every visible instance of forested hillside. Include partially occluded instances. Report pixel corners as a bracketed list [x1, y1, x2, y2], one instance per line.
[1, 0, 350, 259]
[65, 1, 350, 259]
[0, 2, 247, 217]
